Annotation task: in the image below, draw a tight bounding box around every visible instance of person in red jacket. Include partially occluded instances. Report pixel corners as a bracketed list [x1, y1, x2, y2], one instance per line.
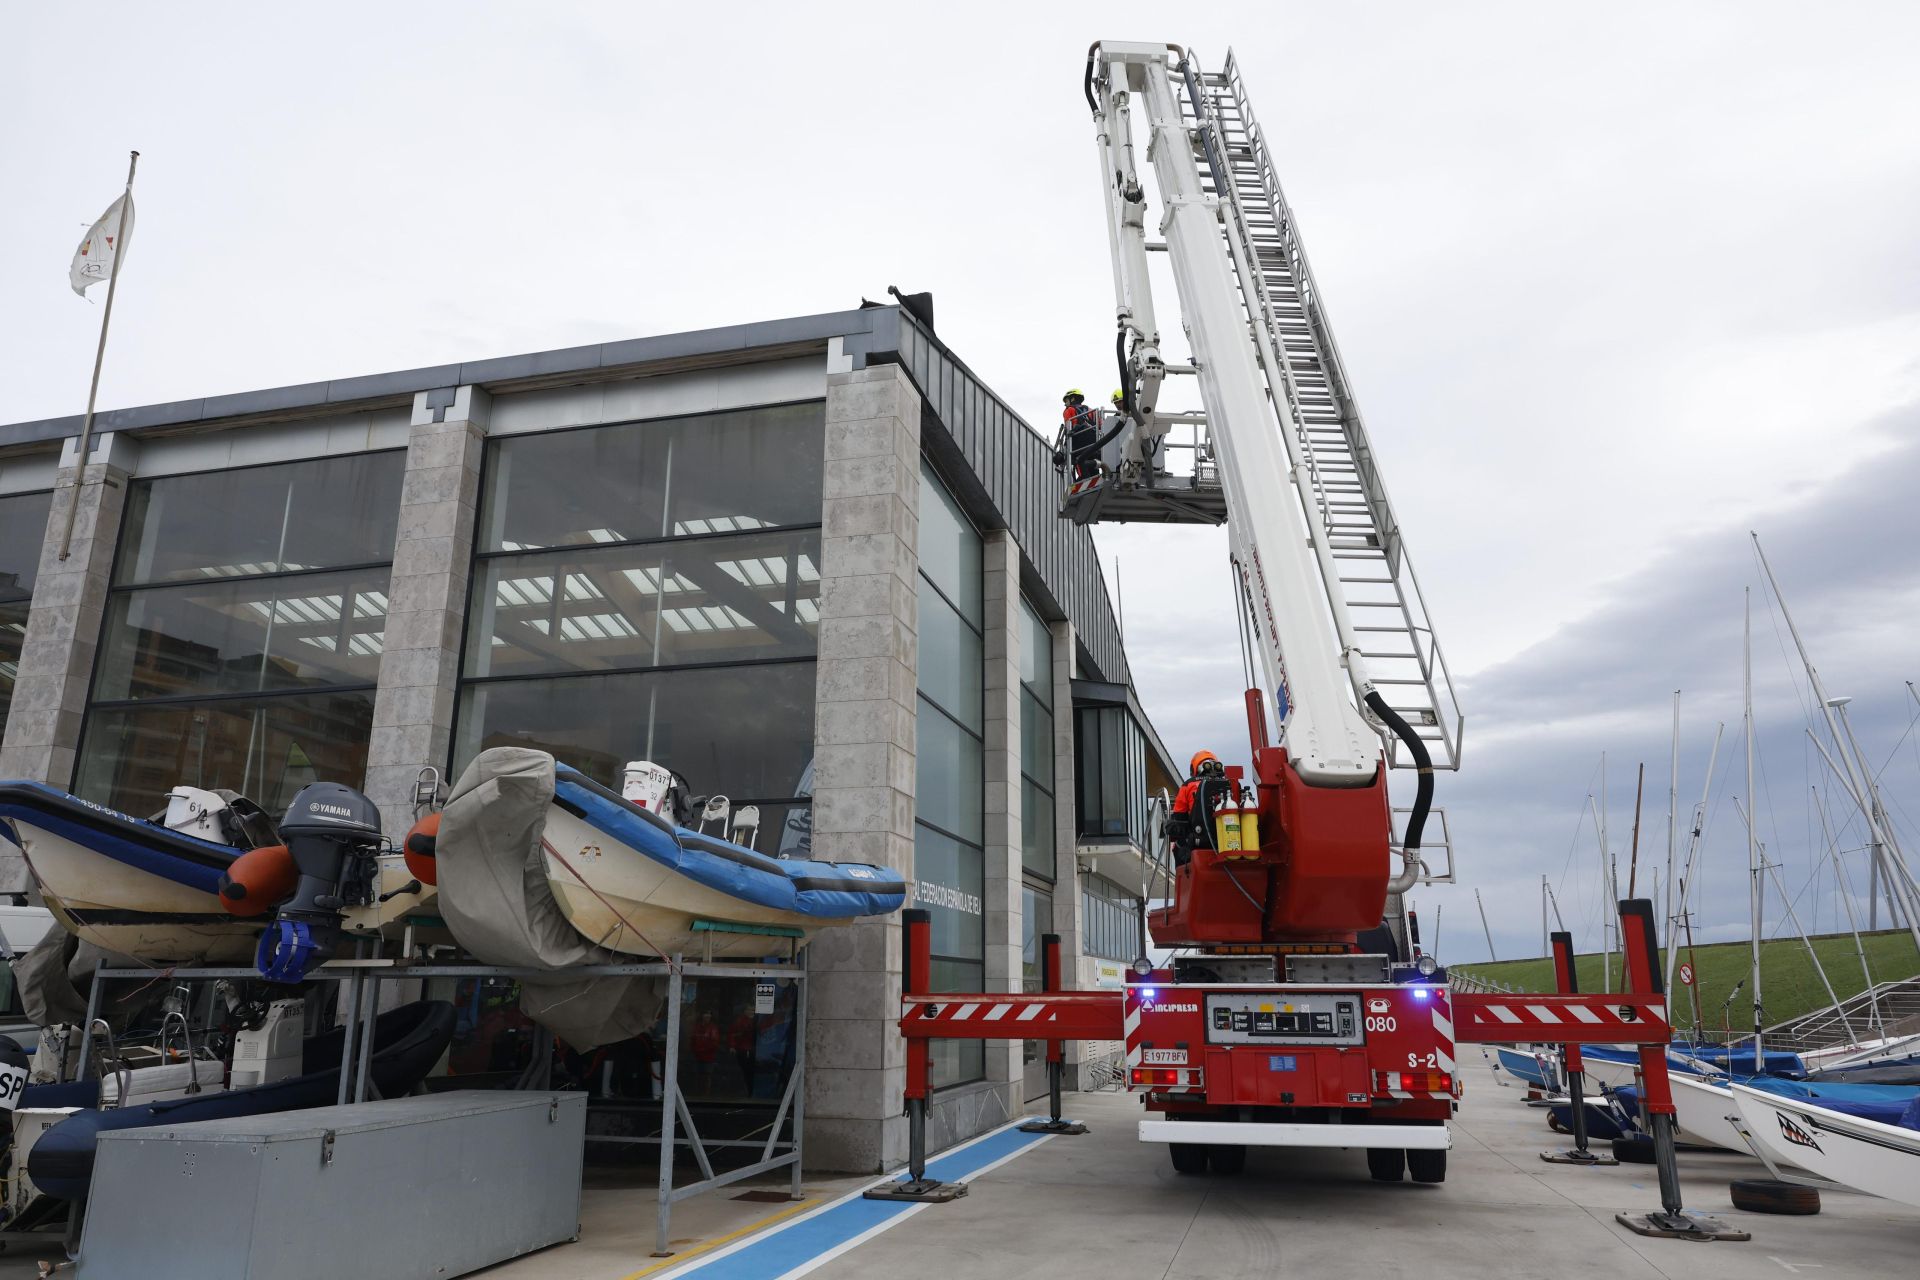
[1060, 389, 1102, 479]
[1166, 750, 1229, 867]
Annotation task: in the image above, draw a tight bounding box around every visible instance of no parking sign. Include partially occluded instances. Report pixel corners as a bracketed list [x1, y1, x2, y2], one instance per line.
[1677, 963, 1695, 987]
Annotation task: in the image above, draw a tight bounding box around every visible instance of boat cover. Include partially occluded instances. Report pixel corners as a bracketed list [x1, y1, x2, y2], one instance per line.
[1620, 1075, 1920, 1131]
[436, 749, 668, 1051]
[552, 764, 906, 918]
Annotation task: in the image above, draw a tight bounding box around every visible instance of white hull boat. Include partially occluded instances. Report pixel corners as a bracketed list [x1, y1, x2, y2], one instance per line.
[1732, 1082, 1920, 1207]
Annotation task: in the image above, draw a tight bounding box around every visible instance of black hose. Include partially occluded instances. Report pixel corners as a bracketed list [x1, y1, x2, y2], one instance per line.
[1084, 44, 1101, 114]
[1114, 329, 1135, 421]
[1365, 690, 1432, 854]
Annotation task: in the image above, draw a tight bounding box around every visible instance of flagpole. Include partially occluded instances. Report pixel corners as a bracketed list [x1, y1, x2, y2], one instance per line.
[58, 149, 140, 562]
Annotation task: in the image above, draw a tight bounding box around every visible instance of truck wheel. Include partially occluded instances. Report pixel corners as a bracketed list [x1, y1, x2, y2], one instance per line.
[1407, 1148, 1447, 1184]
[1169, 1142, 1209, 1175]
[1366, 1147, 1405, 1182]
[1208, 1144, 1247, 1176]
[1729, 1178, 1820, 1215]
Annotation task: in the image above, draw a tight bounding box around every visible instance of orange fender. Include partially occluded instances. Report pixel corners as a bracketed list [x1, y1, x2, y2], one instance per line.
[403, 813, 440, 886]
[217, 844, 296, 916]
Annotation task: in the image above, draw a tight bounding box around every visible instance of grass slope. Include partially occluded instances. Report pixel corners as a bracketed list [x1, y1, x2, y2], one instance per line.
[1450, 928, 1920, 1034]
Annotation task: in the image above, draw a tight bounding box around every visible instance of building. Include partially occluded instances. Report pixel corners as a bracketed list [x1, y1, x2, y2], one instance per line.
[0, 304, 1178, 1170]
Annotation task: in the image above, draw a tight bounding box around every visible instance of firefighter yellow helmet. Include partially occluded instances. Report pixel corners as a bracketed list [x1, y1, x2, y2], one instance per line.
[1062, 388, 1084, 403]
[1111, 389, 1125, 405]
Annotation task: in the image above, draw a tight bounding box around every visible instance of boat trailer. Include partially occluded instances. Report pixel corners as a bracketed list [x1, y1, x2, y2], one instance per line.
[874, 899, 1748, 1242]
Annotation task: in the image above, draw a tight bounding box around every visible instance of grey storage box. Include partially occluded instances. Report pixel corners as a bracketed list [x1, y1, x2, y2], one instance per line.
[78, 1092, 585, 1279]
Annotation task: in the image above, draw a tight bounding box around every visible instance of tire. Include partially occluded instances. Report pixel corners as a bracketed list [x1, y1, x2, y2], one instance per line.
[1729, 1178, 1821, 1215]
[1407, 1148, 1447, 1184]
[1366, 1146, 1406, 1182]
[1547, 1113, 1570, 1135]
[1612, 1135, 1656, 1165]
[1169, 1142, 1209, 1175]
[1208, 1144, 1247, 1176]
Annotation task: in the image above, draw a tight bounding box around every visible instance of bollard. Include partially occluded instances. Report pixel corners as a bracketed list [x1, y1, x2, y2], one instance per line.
[1541, 930, 1617, 1166]
[1020, 934, 1088, 1136]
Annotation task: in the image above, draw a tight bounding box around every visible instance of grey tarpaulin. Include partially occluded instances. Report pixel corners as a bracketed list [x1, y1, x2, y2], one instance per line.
[435, 747, 664, 1050]
[13, 927, 144, 1029]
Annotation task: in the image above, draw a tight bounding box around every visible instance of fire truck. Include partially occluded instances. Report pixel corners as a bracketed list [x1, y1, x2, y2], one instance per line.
[876, 43, 1708, 1235]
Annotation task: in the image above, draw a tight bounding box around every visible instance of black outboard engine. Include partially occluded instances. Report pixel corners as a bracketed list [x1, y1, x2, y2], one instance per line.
[255, 782, 384, 984]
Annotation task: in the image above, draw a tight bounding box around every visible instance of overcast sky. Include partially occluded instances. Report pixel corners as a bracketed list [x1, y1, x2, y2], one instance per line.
[4, 3, 1918, 965]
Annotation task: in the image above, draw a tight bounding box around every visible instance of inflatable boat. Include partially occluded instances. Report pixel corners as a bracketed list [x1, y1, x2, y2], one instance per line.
[435, 749, 906, 961]
[26, 999, 455, 1202]
[0, 780, 435, 969]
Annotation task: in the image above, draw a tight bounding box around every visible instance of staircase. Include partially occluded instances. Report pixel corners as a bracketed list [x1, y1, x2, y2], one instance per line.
[1177, 50, 1463, 770]
[1764, 974, 1920, 1053]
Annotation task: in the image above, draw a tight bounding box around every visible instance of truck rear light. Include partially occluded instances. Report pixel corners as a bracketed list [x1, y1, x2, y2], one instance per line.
[1373, 1070, 1453, 1095]
[1129, 1067, 1202, 1088]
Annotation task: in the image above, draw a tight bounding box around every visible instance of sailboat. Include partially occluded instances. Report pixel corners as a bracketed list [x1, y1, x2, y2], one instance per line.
[1731, 1083, 1920, 1207]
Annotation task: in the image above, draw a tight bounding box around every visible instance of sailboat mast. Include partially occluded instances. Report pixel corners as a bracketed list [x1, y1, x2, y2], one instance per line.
[1600, 753, 1613, 988]
[1745, 588, 1763, 1071]
[1813, 785, 1883, 1040]
[1667, 692, 1680, 951]
[1475, 888, 1497, 962]
[1753, 532, 1920, 956]
[1667, 722, 1724, 993]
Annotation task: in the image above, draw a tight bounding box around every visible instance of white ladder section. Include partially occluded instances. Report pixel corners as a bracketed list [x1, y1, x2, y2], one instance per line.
[1180, 49, 1464, 771]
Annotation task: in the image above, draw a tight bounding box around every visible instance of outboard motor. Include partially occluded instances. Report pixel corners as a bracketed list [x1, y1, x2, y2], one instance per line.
[255, 782, 384, 984]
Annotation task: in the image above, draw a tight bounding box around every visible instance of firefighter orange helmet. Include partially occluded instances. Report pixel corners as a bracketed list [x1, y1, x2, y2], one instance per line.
[1189, 749, 1221, 777]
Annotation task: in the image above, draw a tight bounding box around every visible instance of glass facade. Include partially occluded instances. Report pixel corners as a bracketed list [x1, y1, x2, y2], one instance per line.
[1021, 882, 1053, 1099]
[1083, 874, 1141, 962]
[1018, 598, 1055, 880]
[0, 490, 53, 741]
[453, 404, 824, 845]
[1076, 702, 1152, 846]
[77, 454, 404, 817]
[915, 462, 984, 1088]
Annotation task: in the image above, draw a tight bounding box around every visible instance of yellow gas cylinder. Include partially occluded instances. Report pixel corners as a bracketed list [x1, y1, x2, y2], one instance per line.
[1215, 808, 1260, 858]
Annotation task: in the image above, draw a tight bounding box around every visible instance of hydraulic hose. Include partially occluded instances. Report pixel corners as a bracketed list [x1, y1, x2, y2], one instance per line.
[1365, 690, 1433, 891]
[1114, 328, 1136, 422]
[1083, 44, 1101, 114]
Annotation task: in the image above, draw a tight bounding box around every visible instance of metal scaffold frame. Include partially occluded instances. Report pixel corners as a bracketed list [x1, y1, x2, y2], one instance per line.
[76, 952, 807, 1258]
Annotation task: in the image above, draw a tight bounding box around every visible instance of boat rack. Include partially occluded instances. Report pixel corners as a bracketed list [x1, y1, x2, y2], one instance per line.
[75, 948, 807, 1258]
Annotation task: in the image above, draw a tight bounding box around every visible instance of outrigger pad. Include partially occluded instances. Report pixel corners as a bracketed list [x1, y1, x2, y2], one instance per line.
[1615, 1211, 1751, 1242]
[1018, 1119, 1089, 1135]
[1541, 1148, 1619, 1166]
[864, 1178, 968, 1203]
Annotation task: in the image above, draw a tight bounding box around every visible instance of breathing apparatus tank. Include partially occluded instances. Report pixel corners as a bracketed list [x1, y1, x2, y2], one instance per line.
[254, 782, 384, 984]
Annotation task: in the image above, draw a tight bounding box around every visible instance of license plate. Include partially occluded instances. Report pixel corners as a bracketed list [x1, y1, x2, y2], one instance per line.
[1142, 1049, 1187, 1066]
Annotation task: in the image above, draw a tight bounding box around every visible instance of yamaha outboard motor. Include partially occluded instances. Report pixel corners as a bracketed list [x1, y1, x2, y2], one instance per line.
[255, 782, 384, 984]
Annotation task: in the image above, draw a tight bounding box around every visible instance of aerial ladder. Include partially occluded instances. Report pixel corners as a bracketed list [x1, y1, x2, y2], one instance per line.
[875, 42, 1735, 1240]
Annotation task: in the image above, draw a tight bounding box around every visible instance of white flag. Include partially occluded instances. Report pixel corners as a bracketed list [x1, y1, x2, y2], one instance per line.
[70, 192, 135, 297]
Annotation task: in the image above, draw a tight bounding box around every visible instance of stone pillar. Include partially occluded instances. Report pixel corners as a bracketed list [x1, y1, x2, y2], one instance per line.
[805, 364, 921, 1173]
[361, 386, 488, 839]
[0, 433, 136, 892]
[979, 530, 1024, 1109]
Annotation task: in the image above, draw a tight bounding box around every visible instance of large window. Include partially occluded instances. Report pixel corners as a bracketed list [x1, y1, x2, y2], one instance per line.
[1018, 598, 1055, 880]
[1075, 701, 1150, 846]
[77, 453, 404, 817]
[1083, 875, 1141, 963]
[915, 462, 984, 1088]
[453, 403, 824, 852]
[0, 490, 53, 741]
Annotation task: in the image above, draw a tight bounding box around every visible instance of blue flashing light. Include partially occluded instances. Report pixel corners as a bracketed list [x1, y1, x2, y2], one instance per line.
[1140, 987, 1158, 1001]
[1412, 987, 1431, 1000]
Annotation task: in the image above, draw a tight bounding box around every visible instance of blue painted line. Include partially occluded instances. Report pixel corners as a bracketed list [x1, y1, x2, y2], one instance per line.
[673, 1126, 1050, 1279]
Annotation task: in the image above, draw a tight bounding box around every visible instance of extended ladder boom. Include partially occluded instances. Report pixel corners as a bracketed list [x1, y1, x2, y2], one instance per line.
[1085, 42, 1463, 781]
